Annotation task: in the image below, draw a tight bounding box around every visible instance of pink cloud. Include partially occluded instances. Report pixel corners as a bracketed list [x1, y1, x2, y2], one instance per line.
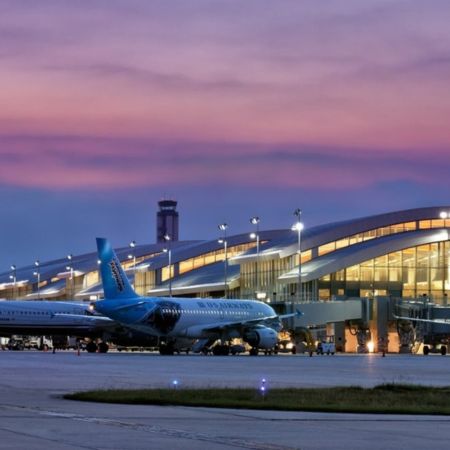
[1, 1, 450, 192]
[0, 135, 448, 191]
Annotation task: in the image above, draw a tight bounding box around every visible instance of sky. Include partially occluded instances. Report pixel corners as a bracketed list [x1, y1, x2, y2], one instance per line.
[1, 0, 450, 269]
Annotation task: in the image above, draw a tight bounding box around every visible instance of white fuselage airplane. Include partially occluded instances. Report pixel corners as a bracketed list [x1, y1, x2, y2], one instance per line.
[0, 300, 114, 337]
[94, 238, 301, 355]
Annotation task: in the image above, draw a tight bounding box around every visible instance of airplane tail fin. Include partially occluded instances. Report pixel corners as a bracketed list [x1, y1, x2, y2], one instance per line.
[96, 238, 139, 300]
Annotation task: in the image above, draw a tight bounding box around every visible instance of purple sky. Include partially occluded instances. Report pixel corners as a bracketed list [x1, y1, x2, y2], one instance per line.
[1, 1, 450, 268]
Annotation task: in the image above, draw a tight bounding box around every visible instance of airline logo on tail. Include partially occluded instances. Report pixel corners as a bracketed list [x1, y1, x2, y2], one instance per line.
[96, 237, 139, 300]
[109, 259, 125, 292]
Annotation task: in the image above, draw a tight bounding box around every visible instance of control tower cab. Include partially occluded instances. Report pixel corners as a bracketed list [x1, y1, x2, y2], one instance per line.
[157, 199, 179, 243]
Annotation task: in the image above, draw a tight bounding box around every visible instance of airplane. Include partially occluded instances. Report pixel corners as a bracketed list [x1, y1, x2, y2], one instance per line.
[94, 237, 302, 355]
[0, 300, 115, 351]
[0, 300, 158, 353]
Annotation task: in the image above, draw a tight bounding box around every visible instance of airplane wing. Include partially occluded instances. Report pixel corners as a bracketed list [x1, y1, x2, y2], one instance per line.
[278, 309, 304, 320]
[200, 309, 303, 333]
[52, 313, 115, 322]
[393, 314, 450, 325]
[52, 313, 118, 329]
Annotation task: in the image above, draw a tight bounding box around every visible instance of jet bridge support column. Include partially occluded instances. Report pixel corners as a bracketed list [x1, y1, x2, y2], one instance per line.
[374, 297, 389, 353]
[332, 322, 346, 352]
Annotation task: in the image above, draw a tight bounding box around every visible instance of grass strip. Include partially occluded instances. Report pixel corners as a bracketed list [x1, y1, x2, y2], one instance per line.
[65, 384, 450, 415]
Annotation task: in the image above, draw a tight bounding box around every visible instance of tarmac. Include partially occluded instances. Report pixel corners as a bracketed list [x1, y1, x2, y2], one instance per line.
[1, 351, 450, 449]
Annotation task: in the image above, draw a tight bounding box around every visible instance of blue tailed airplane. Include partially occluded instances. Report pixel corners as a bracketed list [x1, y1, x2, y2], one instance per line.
[95, 238, 302, 355]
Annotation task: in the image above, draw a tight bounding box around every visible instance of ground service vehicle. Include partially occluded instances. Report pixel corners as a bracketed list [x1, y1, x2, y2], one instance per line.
[316, 336, 336, 355]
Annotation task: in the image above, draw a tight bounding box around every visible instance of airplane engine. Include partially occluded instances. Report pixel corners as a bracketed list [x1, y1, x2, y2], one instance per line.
[244, 327, 277, 349]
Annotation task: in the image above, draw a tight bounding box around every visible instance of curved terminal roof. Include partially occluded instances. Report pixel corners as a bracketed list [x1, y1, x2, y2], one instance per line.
[0, 241, 198, 286]
[136, 230, 287, 271]
[149, 261, 241, 296]
[279, 228, 450, 283]
[230, 206, 450, 264]
[1, 207, 450, 298]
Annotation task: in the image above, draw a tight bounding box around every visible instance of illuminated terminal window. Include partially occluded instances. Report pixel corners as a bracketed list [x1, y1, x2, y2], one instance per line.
[419, 219, 450, 229]
[177, 242, 257, 276]
[294, 250, 312, 265]
[319, 240, 450, 299]
[317, 221, 431, 257]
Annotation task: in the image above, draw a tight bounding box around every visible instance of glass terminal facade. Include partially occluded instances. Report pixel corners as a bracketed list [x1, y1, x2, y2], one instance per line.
[318, 242, 450, 301]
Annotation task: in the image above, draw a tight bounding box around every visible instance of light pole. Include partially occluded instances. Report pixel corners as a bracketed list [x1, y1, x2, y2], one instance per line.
[163, 234, 172, 297]
[129, 240, 137, 288]
[250, 217, 260, 297]
[292, 208, 304, 302]
[34, 260, 40, 300]
[218, 223, 228, 298]
[66, 254, 74, 299]
[10, 265, 16, 298]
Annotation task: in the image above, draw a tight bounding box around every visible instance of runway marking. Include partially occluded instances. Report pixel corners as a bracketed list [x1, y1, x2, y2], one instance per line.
[199, 408, 450, 423]
[0, 404, 300, 450]
[0, 423, 101, 450]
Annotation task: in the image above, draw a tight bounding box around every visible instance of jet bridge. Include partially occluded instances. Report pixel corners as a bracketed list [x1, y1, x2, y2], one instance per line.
[281, 296, 450, 354]
[281, 299, 364, 353]
[394, 298, 450, 355]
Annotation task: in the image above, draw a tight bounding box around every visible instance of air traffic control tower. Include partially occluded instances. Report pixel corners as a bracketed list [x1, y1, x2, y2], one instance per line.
[156, 199, 179, 243]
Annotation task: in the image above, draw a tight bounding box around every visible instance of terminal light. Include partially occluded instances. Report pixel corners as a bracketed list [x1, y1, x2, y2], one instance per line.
[367, 341, 375, 353]
[291, 222, 304, 232]
[440, 211, 448, 219]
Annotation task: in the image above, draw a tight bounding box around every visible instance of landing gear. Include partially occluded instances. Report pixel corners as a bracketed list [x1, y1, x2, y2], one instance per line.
[98, 342, 109, 353]
[212, 344, 230, 356]
[249, 347, 259, 356]
[86, 341, 97, 353]
[159, 342, 175, 355]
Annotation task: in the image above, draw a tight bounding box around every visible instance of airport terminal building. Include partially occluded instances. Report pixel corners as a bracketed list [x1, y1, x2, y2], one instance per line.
[2, 205, 450, 354]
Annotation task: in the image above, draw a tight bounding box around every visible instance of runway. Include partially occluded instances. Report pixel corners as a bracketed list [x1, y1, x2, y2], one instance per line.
[1, 352, 450, 449]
